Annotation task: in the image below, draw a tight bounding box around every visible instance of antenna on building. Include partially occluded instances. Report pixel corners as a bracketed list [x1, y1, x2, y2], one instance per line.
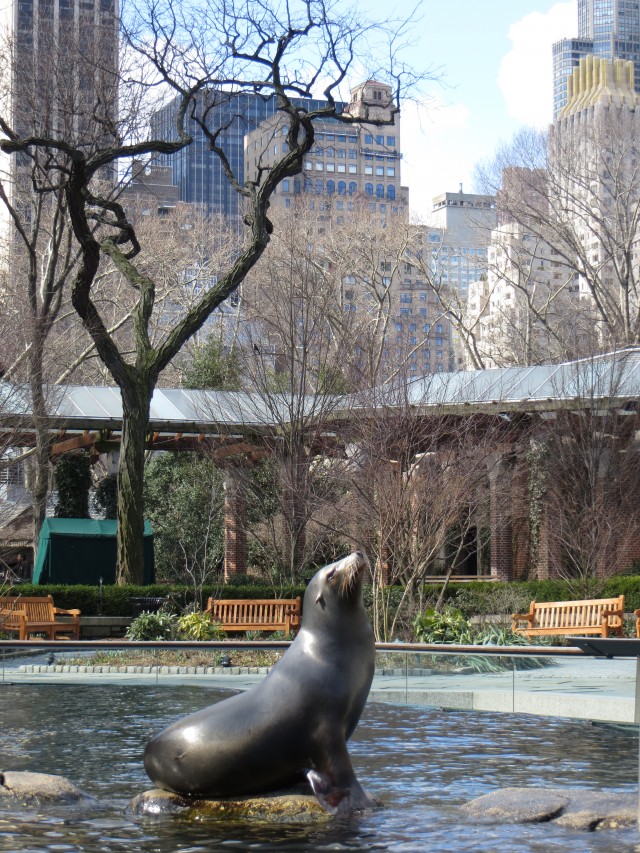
[459, 183, 463, 193]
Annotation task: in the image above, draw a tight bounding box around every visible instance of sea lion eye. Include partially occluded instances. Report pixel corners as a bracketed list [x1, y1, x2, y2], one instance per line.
[326, 568, 336, 581]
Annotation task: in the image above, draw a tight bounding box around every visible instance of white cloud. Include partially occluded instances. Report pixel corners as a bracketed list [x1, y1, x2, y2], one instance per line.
[498, 2, 576, 128]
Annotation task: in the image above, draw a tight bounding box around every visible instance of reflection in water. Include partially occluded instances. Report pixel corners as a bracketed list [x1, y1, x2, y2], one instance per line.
[0, 684, 637, 852]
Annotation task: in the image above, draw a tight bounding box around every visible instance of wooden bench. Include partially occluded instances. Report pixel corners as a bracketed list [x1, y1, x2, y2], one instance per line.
[0, 595, 81, 640]
[204, 598, 302, 636]
[512, 596, 625, 638]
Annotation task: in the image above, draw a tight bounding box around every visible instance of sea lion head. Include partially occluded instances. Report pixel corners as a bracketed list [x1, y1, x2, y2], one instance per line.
[304, 551, 370, 618]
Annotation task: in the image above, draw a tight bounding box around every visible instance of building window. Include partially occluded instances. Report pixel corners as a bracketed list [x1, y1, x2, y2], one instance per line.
[365, 183, 373, 196]
[349, 181, 357, 195]
[376, 166, 384, 176]
[376, 134, 384, 145]
[364, 133, 373, 144]
[337, 164, 346, 173]
[436, 323, 443, 332]
[315, 179, 324, 194]
[337, 181, 346, 195]
[387, 184, 396, 200]
[435, 337, 443, 345]
[423, 323, 430, 332]
[285, 197, 291, 208]
[315, 162, 323, 171]
[281, 179, 290, 192]
[304, 176, 313, 192]
[387, 135, 396, 146]
[365, 165, 373, 175]
[376, 183, 384, 198]
[349, 149, 358, 158]
[326, 163, 335, 172]
[387, 167, 395, 177]
[396, 322, 403, 332]
[348, 165, 357, 174]
[338, 149, 346, 158]
[400, 293, 412, 303]
[326, 180, 335, 194]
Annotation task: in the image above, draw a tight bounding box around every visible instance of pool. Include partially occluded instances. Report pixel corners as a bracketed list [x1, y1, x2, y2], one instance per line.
[0, 684, 637, 852]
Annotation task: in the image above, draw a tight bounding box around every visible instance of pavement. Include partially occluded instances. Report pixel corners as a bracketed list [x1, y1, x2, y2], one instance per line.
[2, 650, 639, 724]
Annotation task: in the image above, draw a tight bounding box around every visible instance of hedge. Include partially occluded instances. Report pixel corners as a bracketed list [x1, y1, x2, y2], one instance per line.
[6, 575, 640, 618]
[435, 576, 640, 615]
[2, 583, 306, 617]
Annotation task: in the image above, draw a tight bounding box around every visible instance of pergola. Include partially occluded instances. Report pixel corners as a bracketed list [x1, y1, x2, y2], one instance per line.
[2, 348, 640, 581]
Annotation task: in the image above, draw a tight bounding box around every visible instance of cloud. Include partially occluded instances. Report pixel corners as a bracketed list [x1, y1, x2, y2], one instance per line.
[498, 2, 576, 128]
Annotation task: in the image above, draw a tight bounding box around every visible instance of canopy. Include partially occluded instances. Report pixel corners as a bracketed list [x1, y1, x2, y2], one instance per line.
[33, 518, 154, 585]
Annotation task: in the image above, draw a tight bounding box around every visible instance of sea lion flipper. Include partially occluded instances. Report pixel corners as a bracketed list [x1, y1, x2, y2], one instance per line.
[306, 769, 350, 815]
[307, 767, 378, 815]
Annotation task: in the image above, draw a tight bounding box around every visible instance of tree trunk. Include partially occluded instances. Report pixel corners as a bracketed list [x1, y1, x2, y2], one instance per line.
[116, 378, 152, 585]
[29, 333, 50, 555]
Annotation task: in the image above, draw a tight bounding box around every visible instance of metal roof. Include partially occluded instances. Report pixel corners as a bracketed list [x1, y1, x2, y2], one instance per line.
[1, 348, 639, 435]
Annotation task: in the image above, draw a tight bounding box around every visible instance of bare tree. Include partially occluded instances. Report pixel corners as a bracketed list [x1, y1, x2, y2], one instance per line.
[341, 379, 504, 641]
[475, 109, 640, 363]
[0, 0, 424, 582]
[530, 355, 640, 596]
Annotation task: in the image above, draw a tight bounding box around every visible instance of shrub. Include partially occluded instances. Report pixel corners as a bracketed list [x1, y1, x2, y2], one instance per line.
[177, 611, 225, 641]
[413, 606, 475, 644]
[125, 611, 178, 640]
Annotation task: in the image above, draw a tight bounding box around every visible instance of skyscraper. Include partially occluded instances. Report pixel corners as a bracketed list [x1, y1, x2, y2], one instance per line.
[151, 90, 341, 223]
[553, 0, 640, 118]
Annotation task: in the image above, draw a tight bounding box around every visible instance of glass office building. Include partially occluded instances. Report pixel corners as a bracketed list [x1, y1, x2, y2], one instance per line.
[553, 0, 640, 118]
[151, 91, 340, 224]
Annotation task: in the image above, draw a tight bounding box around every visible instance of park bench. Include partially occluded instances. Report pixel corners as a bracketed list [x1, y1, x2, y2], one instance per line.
[205, 597, 302, 636]
[511, 595, 625, 638]
[0, 595, 81, 640]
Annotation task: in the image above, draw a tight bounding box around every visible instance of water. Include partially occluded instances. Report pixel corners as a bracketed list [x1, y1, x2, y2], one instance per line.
[0, 684, 638, 852]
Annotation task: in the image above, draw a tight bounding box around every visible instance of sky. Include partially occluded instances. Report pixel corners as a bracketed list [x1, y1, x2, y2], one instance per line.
[357, 0, 577, 220]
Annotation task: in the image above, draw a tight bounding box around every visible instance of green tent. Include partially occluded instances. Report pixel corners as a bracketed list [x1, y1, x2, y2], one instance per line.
[33, 518, 154, 585]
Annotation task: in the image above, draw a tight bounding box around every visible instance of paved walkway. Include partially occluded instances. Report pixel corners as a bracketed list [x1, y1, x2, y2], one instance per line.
[2, 651, 639, 724]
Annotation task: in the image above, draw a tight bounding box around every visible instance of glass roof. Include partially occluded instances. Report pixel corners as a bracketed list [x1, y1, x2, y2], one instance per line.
[2, 349, 639, 433]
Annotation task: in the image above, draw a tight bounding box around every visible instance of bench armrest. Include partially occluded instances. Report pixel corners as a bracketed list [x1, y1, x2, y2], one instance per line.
[511, 612, 535, 632]
[53, 607, 81, 618]
[601, 608, 623, 620]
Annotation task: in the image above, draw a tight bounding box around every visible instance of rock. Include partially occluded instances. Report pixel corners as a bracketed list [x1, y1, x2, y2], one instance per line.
[461, 787, 637, 831]
[0, 771, 91, 804]
[461, 788, 568, 823]
[130, 787, 330, 823]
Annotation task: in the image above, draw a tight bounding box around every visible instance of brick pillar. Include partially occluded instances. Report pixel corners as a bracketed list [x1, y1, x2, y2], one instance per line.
[222, 468, 247, 581]
[488, 453, 513, 581]
[510, 455, 529, 580]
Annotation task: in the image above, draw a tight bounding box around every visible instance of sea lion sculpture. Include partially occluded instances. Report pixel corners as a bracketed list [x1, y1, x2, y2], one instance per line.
[144, 551, 377, 815]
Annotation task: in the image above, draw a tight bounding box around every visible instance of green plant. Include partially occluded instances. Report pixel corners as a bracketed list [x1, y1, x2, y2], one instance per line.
[177, 611, 226, 641]
[413, 606, 475, 644]
[94, 473, 118, 519]
[125, 610, 178, 640]
[54, 453, 92, 518]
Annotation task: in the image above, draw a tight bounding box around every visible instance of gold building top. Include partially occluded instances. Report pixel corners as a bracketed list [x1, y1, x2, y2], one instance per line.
[559, 56, 639, 118]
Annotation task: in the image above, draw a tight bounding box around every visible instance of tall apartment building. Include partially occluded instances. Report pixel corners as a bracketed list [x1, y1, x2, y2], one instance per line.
[245, 81, 408, 221]
[425, 188, 496, 369]
[468, 55, 640, 368]
[151, 90, 340, 223]
[553, 0, 640, 118]
[0, 0, 118, 226]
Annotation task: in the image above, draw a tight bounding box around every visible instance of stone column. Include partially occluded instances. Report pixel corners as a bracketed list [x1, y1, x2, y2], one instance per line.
[222, 468, 247, 581]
